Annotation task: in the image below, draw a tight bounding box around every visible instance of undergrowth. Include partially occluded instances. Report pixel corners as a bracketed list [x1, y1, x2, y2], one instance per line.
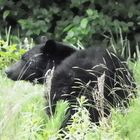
[0, 31, 140, 139]
[0, 60, 140, 140]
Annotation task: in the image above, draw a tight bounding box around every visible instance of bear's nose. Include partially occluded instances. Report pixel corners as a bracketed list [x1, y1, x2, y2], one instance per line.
[5, 68, 11, 76]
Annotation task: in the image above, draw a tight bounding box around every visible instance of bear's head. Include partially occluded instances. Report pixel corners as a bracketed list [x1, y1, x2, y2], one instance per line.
[5, 40, 76, 83]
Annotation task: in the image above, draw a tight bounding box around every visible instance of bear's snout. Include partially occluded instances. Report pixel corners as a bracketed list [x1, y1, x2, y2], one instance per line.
[5, 67, 17, 80]
[5, 61, 23, 80]
[5, 67, 12, 77]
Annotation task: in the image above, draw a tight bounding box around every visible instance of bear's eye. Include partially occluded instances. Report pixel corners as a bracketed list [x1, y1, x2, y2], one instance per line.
[29, 59, 35, 65]
[21, 55, 26, 61]
[21, 55, 29, 61]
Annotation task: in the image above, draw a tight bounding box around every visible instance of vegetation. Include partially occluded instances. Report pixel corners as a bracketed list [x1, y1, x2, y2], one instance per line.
[0, 0, 140, 139]
[0, 28, 34, 70]
[0, 0, 139, 46]
[0, 63, 140, 139]
[0, 38, 140, 139]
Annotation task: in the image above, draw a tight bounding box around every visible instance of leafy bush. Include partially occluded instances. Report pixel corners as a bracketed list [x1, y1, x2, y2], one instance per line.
[0, 0, 139, 46]
[0, 40, 26, 69]
[0, 31, 34, 70]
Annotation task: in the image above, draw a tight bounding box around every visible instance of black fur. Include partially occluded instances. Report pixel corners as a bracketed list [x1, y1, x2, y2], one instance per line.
[46, 46, 135, 125]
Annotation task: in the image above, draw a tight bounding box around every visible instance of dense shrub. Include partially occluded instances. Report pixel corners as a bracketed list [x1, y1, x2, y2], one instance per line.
[0, 37, 32, 69]
[0, 0, 140, 46]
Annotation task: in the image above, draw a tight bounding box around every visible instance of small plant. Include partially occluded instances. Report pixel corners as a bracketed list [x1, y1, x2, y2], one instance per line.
[111, 97, 140, 139]
[0, 35, 34, 70]
[0, 39, 26, 69]
[41, 101, 69, 140]
[55, 96, 97, 140]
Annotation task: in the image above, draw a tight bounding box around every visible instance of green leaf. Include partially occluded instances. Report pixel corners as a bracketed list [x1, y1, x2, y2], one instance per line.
[73, 16, 80, 24]
[71, 0, 80, 6]
[3, 10, 10, 20]
[86, 9, 93, 16]
[80, 18, 88, 29]
[128, 12, 133, 18]
[67, 30, 74, 38]
[127, 22, 134, 27]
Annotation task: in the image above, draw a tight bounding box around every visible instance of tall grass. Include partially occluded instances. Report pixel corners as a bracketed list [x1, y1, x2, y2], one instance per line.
[1, 59, 139, 139]
[0, 32, 140, 139]
[0, 75, 69, 140]
[0, 75, 44, 139]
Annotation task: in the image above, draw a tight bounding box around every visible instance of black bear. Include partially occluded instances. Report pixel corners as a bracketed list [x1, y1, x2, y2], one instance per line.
[46, 46, 135, 125]
[5, 40, 135, 126]
[5, 40, 76, 84]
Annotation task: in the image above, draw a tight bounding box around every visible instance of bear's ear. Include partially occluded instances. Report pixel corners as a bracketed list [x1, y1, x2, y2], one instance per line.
[42, 39, 57, 53]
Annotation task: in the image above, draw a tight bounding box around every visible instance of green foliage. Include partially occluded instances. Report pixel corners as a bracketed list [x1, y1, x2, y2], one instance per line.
[0, 76, 45, 139]
[0, 0, 139, 46]
[112, 98, 140, 139]
[0, 40, 26, 69]
[0, 75, 69, 140]
[39, 101, 69, 139]
[130, 60, 140, 84]
[18, 8, 50, 36]
[0, 27, 34, 70]
[57, 96, 98, 140]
